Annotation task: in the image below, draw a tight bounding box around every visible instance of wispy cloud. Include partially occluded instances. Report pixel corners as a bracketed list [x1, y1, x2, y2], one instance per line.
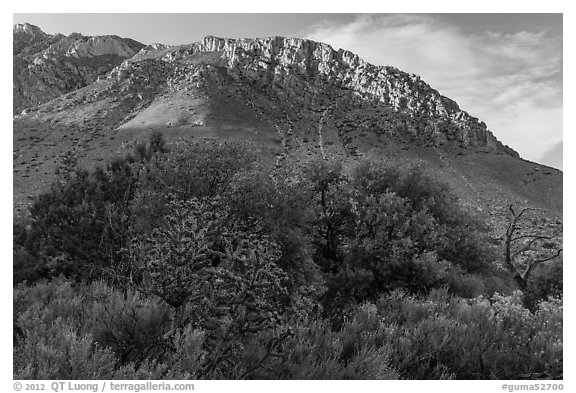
[539, 141, 563, 170]
[301, 14, 562, 167]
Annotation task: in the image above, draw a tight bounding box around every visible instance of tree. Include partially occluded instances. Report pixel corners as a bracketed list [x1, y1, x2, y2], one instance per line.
[14, 132, 167, 285]
[504, 205, 563, 293]
[303, 158, 355, 264]
[129, 197, 290, 376]
[130, 139, 259, 234]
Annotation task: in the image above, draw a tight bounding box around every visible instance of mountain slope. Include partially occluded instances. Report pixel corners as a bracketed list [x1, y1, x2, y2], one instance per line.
[13, 33, 562, 221]
[13, 23, 145, 115]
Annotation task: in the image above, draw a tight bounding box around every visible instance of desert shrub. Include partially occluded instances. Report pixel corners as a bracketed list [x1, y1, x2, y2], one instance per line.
[309, 159, 494, 317]
[13, 279, 207, 379]
[14, 313, 204, 380]
[258, 305, 398, 380]
[351, 160, 489, 272]
[133, 150, 328, 318]
[14, 133, 167, 284]
[373, 290, 563, 379]
[13, 218, 45, 284]
[13, 244, 44, 285]
[223, 167, 326, 314]
[114, 326, 206, 380]
[303, 159, 356, 262]
[524, 257, 563, 307]
[14, 279, 84, 336]
[130, 139, 259, 234]
[13, 279, 173, 366]
[129, 197, 292, 377]
[14, 317, 121, 379]
[84, 281, 173, 365]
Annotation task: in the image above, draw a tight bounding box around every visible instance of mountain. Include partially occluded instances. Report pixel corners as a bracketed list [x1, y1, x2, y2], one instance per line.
[13, 23, 145, 115]
[13, 31, 562, 223]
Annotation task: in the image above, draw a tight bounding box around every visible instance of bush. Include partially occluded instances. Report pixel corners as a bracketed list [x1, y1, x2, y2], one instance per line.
[14, 317, 121, 379]
[14, 139, 560, 380]
[374, 290, 563, 379]
[14, 279, 210, 379]
[14, 133, 168, 284]
[130, 139, 259, 234]
[14, 279, 173, 367]
[259, 306, 398, 379]
[223, 167, 326, 314]
[307, 159, 494, 316]
[129, 197, 292, 377]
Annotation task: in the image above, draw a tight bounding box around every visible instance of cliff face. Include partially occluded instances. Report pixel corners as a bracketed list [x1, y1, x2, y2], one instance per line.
[13, 23, 52, 55]
[13, 24, 144, 115]
[14, 32, 562, 216]
[131, 36, 516, 156]
[41, 33, 143, 59]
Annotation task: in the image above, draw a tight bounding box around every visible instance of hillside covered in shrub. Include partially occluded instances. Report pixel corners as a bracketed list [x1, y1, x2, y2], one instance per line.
[13, 134, 562, 380]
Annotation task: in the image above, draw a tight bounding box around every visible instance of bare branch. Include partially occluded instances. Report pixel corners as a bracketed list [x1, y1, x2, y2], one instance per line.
[522, 249, 563, 283]
[511, 234, 556, 242]
[504, 204, 560, 293]
[533, 249, 563, 265]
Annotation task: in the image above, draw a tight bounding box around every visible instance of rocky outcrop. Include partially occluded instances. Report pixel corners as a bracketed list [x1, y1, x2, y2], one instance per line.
[14, 27, 518, 156]
[13, 23, 57, 55]
[13, 23, 144, 115]
[13, 23, 44, 36]
[141, 36, 516, 156]
[41, 33, 142, 59]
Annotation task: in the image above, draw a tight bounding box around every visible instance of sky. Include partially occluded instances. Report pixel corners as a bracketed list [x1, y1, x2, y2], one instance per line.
[13, 13, 563, 169]
[4, 5, 574, 385]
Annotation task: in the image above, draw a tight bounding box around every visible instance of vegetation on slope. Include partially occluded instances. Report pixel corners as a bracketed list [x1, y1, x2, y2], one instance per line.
[13, 133, 562, 379]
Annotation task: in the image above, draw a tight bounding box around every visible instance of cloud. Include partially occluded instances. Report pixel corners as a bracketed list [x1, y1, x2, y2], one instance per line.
[301, 14, 562, 163]
[539, 141, 563, 170]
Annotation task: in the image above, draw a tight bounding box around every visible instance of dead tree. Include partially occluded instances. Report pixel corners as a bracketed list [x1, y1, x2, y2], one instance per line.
[504, 205, 562, 292]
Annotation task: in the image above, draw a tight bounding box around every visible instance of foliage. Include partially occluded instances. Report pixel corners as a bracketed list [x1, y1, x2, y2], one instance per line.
[129, 197, 291, 377]
[299, 158, 494, 318]
[13, 140, 562, 380]
[14, 279, 561, 380]
[13, 133, 168, 284]
[258, 308, 398, 379]
[503, 205, 563, 306]
[374, 290, 562, 379]
[130, 138, 258, 233]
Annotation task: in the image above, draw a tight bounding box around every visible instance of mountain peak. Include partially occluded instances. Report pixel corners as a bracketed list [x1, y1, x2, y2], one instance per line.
[140, 35, 516, 157]
[13, 23, 45, 37]
[44, 34, 143, 59]
[13, 25, 145, 114]
[13, 28, 561, 216]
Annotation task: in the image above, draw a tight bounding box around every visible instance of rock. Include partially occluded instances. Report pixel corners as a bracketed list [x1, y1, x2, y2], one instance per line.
[144, 35, 517, 157]
[13, 23, 145, 115]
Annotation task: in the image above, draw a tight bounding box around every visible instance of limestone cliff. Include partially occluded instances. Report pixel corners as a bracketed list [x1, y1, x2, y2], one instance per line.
[13, 23, 144, 115]
[15, 32, 562, 216]
[131, 36, 516, 156]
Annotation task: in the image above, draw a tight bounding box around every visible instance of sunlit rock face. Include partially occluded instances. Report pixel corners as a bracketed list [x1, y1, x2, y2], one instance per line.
[13, 23, 144, 115]
[132, 35, 515, 156]
[14, 31, 563, 216]
[42, 34, 141, 59]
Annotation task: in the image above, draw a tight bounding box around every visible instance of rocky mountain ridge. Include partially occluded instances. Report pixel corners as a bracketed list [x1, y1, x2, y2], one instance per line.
[13, 28, 560, 219]
[13, 23, 144, 114]
[129, 35, 517, 156]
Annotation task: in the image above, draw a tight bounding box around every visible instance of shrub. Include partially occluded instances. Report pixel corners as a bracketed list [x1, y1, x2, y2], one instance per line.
[130, 139, 259, 234]
[129, 197, 291, 377]
[14, 279, 173, 366]
[373, 290, 563, 379]
[260, 306, 398, 380]
[13, 279, 205, 379]
[224, 167, 326, 314]
[14, 317, 121, 379]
